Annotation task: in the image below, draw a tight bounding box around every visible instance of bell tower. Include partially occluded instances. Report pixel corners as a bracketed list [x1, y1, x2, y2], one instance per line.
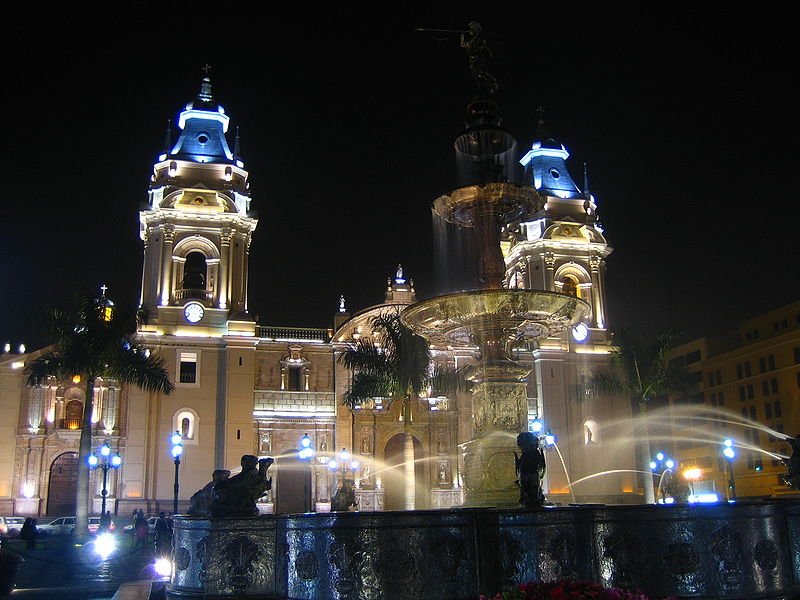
[503, 112, 612, 346]
[139, 74, 257, 336]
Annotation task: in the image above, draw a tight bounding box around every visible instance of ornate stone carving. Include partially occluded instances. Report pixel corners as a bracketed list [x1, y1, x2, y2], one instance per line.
[662, 542, 701, 584]
[295, 550, 319, 581]
[753, 539, 778, 571]
[601, 531, 644, 590]
[472, 382, 526, 433]
[223, 536, 261, 593]
[175, 547, 191, 571]
[710, 524, 743, 593]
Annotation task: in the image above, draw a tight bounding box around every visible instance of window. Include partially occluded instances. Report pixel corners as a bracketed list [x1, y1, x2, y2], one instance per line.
[708, 373, 715, 387]
[183, 252, 207, 290]
[744, 362, 752, 377]
[178, 351, 198, 384]
[736, 364, 743, 379]
[793, 346, 800, 364]
[749, 406, 757, 420]
[774, 400, 782, 418]
[685, 350, 701, 365]
[561, 275, 578, 297]
[770, 378, 778, 394]
[768, 355, 776, 371]
[715, 370, 722, 386]
[765, 403, 773, 419]
[781, 319, 788, 330]
[762, 380, 770, 396]
[710, 393, 717, 406]
[759, 357, 766, 374]
[747, 384, 754, 399]
[739, 387, 746, 402]
[718, 391, 724, 405]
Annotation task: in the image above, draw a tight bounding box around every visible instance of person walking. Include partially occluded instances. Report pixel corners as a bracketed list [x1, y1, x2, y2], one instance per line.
[153, 512, 171, 557]
[20, 517, 37, 550]
[134, 509, 148, 549]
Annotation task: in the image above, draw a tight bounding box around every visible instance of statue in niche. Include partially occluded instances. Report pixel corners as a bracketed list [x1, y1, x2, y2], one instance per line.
[514, 432, 546, 508]
[259, 432, 271, 453]
[181, 417, 191, 438]
[187, 469, 231, 516]
[361, 434, 371, 454]
[319, 434, 327, 453]
[437, 432, 447, 454]
[782, 434, 800, 490]
[210, 455, 273, 517]
[438, 463, 447, 484]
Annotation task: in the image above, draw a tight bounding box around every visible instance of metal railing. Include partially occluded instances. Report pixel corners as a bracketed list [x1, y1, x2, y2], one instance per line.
[174, 289, 213, 302]
[256, 326, 331, 342]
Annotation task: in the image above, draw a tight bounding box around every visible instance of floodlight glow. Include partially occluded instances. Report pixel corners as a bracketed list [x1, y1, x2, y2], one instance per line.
[350, 460, 359, 471]
[300, 434, 311, 448]
[530, 419, 543, 433]
[178, 109, 230, 132]
[724, 439, 733, 448]
[683, 467, 702, 482]
[154, 557, 172, 577]
[328, 459, 338, 470]
[94, 533, 116, 560]
[649, 461, 657, 470]
[723, 447, 735, 460]
[339, 449, 350, 462]
[171, 445, 183, 458]
[544, 431, 556, 446]
[691, 493, 719, 504]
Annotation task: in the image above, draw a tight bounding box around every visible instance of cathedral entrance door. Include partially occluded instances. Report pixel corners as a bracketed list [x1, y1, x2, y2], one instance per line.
[383, 434, 426, 510]
[275, 453, 311, 514]
[47, 452, 78, 516]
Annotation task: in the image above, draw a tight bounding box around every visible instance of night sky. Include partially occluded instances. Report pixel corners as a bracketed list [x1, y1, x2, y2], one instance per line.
[3, 6, 796, 350]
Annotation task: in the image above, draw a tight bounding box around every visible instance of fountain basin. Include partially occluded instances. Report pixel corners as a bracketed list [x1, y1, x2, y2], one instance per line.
[433, 183, 545, 226]
[168, 500, 800, 599]
[400, 289, 590, 350]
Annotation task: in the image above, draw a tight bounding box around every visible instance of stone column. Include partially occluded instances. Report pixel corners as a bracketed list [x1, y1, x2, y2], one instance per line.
[160, 225, 175, 305]
[218, 229, 231, 309]
[543, 252, 556, 291]
[589, 255, 604, 329]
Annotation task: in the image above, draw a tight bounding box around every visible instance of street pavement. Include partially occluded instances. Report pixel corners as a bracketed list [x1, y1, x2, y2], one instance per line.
[4, 533, 163, 599]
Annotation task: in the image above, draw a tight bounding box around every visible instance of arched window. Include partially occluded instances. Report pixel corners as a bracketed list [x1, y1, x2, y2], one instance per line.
[183, 252, 207, 289]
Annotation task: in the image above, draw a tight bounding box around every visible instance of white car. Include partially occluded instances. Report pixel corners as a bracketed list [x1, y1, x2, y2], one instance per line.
[122, 516, 159, 535]
[37, 516, 76, 535]
[0, 516, 26, 538]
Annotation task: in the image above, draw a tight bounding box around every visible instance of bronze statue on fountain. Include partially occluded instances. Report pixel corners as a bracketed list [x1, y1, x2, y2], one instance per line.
[210, 455, 273, 518]
[782, 434, 800, 491]
[514, 432, 546, 508]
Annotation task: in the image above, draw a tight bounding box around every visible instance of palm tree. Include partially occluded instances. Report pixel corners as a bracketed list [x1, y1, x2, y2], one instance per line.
[26, 293, 174, 537]
[338, 310, 467, 509]
[590, 328, 692, 504]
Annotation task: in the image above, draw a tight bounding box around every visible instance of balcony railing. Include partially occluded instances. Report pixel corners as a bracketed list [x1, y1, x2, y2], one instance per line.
[174, 288, 213, 302]
[60, 418, 81, 430]
[256, 326, 331, 342]
[253, 390, 336, 416]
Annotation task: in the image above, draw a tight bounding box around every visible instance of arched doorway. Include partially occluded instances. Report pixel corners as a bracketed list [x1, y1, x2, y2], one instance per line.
[383, 434, 425, 510]
[275, 453, 311, 514]
[47, 452, 78, 516]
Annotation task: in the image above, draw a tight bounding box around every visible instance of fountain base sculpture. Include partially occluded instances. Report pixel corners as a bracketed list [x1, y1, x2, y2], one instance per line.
[168, 501, 800, 599]
[515, 432, 546, 508]
[211, 456, 273, 518]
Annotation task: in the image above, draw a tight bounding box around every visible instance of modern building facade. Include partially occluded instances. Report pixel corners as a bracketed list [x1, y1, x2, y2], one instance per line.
[0, 77, 639, 518]
[663, 301, 800, 500]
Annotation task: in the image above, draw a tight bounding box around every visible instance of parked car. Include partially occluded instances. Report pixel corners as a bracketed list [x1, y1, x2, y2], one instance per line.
[37, 516, 76, 535]
[0, 516, 26, 538]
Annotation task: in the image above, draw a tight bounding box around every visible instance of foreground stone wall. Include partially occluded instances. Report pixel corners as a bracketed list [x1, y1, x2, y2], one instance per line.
[169, 500, 800, 599]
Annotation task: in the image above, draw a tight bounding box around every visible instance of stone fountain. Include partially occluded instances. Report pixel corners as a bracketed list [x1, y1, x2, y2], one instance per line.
[166, 25, 800, 600]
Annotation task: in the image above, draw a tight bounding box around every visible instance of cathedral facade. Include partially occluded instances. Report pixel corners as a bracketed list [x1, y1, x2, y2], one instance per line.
[0, 78, 637, 518]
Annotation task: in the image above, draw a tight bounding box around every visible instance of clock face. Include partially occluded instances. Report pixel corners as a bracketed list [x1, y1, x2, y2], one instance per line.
[572, 323, 589, 342]
[184, 302, 205, 323]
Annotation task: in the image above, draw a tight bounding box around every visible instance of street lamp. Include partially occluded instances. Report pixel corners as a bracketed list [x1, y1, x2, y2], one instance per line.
[298, 434, 315, 512]
[650, 451, 675, 502]
[88, 441, 122, 517]
[723, 439, 736, 501]
[171, 431, 183, 515]
[328, 448, 359, 489]
[682, 466, 702, 499]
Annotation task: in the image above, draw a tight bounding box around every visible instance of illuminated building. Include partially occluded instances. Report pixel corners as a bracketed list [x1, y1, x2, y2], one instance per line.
[0, 76, 638, 516]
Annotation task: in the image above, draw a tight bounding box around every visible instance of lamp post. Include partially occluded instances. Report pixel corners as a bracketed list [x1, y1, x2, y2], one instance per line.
[171, 431, 183, 515]
[88, 441, 122, 517]
[650, 451, 675, 502]
[328, 448, 359, 490]
[723, 438, 736, 501]
[298, 433, 315, 512]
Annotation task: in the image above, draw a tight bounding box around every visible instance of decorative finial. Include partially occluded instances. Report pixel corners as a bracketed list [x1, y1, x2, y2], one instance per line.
[536, 107, 547, 139]
[460, 22, 498, 98]
[395, 264, 405, 284]
[583, 162, 590, 197]
[339, 295, 346, 313]
[163, 120, 172, 154]
[198, 65, 213, 103]
[233, 127, 241, 159]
